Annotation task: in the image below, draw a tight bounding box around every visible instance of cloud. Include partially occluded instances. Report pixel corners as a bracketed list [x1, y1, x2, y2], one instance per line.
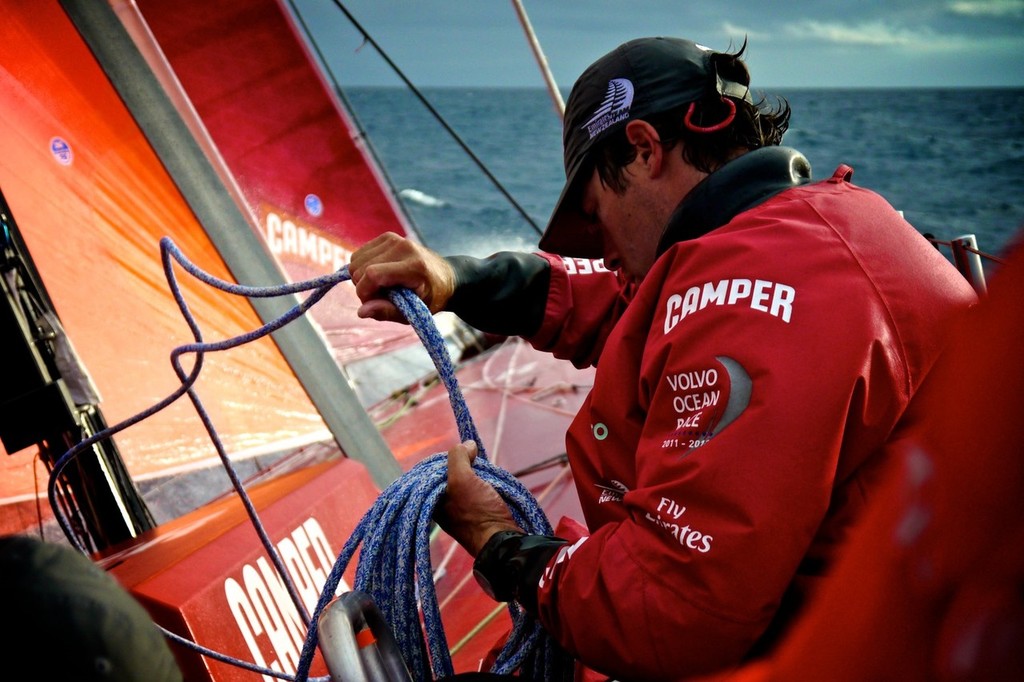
[721, 21, 768, 42]
[947, 0, 1024, 17]
[783, 20, 932, 46]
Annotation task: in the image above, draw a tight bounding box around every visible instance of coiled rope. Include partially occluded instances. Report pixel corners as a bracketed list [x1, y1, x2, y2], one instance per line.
[48, 237, 571, 680]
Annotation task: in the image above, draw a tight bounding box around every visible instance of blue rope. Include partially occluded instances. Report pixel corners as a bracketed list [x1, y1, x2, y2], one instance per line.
[48, 237, 572, 680]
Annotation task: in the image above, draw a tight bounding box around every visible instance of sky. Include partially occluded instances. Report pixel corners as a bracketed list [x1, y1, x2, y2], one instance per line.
[290, 0, 1024, 89]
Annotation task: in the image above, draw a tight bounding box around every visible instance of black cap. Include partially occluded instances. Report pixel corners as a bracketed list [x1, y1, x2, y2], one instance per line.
[0, 535, 182, 681]
[539, 37, 752, 258]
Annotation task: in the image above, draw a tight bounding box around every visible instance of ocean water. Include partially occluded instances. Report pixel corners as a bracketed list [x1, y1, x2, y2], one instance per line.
[343, 87, 1024, 263]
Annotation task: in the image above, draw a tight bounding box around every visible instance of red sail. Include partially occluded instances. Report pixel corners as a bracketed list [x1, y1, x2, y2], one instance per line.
[132, 0, 422, 367]
[0, 0, 331, 531]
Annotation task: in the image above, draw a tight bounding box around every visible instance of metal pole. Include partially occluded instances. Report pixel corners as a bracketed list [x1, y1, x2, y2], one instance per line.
[511, 0, 565, 120]
[951, 233, 988, 296]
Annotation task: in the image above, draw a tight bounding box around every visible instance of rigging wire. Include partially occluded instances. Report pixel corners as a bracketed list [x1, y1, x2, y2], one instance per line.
[282, 0, 426, 245]
[287, 0, 544, 236]
[927, 237, 1007, 265]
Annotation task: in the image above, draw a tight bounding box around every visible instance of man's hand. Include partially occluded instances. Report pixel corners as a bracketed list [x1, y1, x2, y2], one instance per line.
[436, 440, 521, 557]
[348, 232, 457, 323]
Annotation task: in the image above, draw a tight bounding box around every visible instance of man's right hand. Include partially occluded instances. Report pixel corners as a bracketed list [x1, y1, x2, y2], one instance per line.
[348, 232, 457, 324]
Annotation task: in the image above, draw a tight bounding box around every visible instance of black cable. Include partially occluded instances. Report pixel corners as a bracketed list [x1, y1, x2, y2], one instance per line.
[291, 0, 544, 236]
[284, 1, 427, 244]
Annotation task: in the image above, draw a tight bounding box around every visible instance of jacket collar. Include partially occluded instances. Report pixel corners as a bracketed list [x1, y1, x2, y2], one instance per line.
[656, 146, 812, 255]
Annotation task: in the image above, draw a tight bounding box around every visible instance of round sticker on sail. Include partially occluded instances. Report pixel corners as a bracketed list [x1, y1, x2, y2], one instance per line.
[304, 193, 323, 217]
[50, 137, 73, 166]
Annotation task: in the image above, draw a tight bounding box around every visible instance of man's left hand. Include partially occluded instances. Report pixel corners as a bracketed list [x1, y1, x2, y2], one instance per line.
[436, 440, 521, 556]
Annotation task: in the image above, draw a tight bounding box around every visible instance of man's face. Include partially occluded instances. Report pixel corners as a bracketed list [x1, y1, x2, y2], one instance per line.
[578, 165, 663, 282]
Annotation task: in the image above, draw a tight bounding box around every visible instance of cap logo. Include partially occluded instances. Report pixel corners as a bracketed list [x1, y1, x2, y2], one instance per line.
[582, 78, 634, 140]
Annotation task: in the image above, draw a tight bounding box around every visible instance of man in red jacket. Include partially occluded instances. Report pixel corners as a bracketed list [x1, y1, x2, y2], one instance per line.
[350, 37, 976, 680]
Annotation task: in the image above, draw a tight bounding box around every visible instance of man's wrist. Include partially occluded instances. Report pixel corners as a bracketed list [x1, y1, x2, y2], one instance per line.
[444, 253, 551, 336]
[472, 530, 568, 611]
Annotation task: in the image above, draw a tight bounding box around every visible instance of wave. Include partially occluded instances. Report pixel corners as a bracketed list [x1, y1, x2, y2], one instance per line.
[399, 188, 448, 208]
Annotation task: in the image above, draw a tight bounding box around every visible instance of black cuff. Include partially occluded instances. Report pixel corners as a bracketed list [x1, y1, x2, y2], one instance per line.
[445, 253, 550, 337]
[472, 530, 568, 612]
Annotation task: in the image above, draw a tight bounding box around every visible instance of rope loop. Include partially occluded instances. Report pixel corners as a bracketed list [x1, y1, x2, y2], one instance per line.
[49, 238, 572, 681]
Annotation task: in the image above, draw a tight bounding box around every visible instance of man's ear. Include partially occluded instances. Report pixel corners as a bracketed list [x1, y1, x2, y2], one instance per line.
[624, 120, 664, 177]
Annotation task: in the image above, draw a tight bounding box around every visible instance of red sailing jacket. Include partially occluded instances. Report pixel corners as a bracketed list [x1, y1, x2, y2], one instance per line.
[524, 165, 977, 680]
[696, 235, 1024, 682]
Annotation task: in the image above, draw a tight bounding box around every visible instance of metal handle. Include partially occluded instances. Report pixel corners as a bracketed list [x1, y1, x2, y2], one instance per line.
[318, 591, 413, 682]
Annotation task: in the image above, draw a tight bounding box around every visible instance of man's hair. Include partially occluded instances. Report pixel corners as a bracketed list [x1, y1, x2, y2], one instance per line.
[593, 42, 791, 193]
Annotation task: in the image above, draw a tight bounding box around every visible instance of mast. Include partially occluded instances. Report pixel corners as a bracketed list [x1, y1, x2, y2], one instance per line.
[510, 0, 565, 120]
